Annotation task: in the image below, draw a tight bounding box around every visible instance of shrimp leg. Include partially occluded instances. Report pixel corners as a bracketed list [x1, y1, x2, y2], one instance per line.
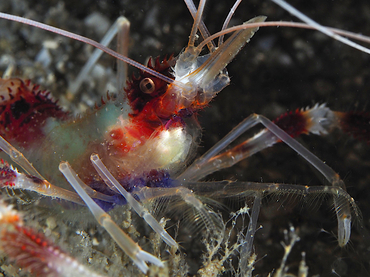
[90, 154, 223, 249]
[177, 104, 361, 246]
[59, 161, 164, 274]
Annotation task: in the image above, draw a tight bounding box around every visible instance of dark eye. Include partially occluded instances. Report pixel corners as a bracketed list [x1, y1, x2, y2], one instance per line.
[139, 78, 155, 94]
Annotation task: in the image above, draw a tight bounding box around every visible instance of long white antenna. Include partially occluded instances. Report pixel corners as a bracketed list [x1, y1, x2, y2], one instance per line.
[271, 0, 370, 55]
[0, 12, 189, 89]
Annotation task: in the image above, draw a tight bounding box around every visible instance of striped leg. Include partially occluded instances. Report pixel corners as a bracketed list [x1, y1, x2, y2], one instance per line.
[178, 104, 367, 246]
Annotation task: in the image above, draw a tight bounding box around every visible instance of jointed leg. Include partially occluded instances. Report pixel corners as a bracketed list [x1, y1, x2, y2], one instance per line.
[59, 161, 164, 274]
[239, 194, 261, 276]
[90, 154, 177, 248]
[0, 135, 120, 205]
[183, 179, 361, 238]
[134, 185, 224, 234]
[177, 105, 364, 246]
[0, 135, 44, 180]
[177, 105, 337, 181]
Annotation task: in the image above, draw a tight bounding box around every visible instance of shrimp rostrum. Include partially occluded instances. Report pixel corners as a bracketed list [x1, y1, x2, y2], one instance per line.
[0, 0, 369, 276]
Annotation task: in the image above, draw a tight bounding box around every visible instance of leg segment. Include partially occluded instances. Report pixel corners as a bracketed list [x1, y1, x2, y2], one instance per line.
[239, 194, 261, 276]
[0, 135, 119, 205]
[133, 182, 226, 235]
[177, 104, 338, 181]
[177, 105, 361, 246]
[0, 135, 44, 179]
[59, 162, 164, 274]
[91, 154, 223, 242]
[90, 154, 177, 248]
[182, 180, 359, 216]
[182, 179, 361, 237]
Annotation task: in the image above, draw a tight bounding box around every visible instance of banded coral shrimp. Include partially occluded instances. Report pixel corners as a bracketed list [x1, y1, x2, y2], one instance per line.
[0, 0, 366, 276]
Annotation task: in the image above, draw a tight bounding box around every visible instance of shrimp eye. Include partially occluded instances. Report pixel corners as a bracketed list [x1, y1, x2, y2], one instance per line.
[140, 78, 155, 94]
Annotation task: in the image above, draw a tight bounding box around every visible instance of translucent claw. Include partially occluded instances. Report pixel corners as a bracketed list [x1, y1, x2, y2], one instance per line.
[136, 250, 164, 269]
[337, 215, 351, 247]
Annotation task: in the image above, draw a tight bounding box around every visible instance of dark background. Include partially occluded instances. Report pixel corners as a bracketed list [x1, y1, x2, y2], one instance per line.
[0, 0, 370, 276]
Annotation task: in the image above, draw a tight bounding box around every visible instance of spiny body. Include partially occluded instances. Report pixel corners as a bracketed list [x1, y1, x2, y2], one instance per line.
[0, 56, 190, 192]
